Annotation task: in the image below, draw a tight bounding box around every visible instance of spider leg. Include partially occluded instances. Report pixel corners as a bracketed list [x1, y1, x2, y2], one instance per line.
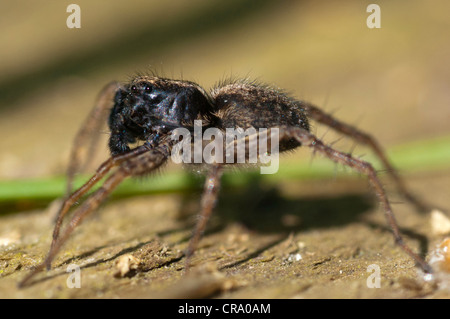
[184, 164, 223, 272]
[183, 128, 279, 270]
[280, 126, 432, 273]
[66, 81, 121, 195]
[303, 102, 429, 212]
[18, 166, 129, 288]
[51, 145, 150, 253]
[19, 143, 171, 287]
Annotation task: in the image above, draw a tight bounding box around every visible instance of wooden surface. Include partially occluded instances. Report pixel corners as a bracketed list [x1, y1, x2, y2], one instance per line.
[0, 0, 449, 299]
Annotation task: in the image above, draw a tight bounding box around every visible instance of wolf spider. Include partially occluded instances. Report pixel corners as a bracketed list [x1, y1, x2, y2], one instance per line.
[19, 75, 432, 287]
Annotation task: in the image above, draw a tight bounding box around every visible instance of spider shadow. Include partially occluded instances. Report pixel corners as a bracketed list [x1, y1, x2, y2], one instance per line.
[178, 174, 373, 234]
[177, 173, 430, 258]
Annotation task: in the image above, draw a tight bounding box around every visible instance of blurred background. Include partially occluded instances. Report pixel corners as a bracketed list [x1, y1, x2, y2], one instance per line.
[1, 0, 450, 299]
[0, 0, 449, 195]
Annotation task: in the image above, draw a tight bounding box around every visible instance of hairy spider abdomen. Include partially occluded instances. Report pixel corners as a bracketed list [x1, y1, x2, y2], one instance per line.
[211, 81, 310, 151]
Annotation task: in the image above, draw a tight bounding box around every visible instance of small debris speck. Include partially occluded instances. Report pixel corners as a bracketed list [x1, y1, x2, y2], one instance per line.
[114, 254, 141, 278]
[431, 210, 450, 235]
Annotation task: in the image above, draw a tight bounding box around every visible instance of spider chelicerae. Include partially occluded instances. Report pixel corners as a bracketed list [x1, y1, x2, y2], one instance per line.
[20, 75, 432, 287]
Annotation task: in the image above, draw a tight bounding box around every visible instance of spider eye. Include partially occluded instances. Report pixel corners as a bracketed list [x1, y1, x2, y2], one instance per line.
[143, 83, 152, 92]
[131, 85, 138, 93]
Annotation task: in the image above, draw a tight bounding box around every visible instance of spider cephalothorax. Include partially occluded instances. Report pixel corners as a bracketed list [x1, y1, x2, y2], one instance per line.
[19, 74, 432, 287]
[108, 76, 215, 155]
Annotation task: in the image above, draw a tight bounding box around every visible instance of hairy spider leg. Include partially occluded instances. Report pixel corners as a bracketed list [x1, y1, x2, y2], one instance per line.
[183, 127, 280, 270]
[303, 103, 429, 213]
[66, 81, 121, 195]
[19, 143, 170, 287]
[51, 145, 150, 254]
[280, 125, 432, 273]
[185, 164, 223, 272]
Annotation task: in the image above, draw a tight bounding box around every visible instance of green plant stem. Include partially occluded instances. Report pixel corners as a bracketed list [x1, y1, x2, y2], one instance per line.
[0, 135, 449, 204]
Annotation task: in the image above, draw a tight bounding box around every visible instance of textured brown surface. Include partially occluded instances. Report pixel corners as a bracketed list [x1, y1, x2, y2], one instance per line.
[1, 171, 449, 298]
[0, 0, 449, 298]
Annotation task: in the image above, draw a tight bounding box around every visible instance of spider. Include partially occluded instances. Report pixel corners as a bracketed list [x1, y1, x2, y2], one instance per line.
[19, 75, 432, 287]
